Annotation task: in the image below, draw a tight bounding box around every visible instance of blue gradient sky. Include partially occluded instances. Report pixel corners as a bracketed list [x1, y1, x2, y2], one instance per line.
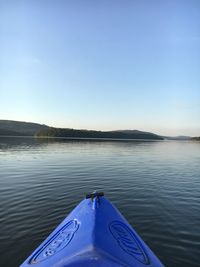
[0, 0, 200, 136]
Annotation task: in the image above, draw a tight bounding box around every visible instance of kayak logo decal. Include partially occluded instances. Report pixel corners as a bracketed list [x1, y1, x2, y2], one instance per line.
[29, 219, 79, 264]
[109, 221, 150, 265]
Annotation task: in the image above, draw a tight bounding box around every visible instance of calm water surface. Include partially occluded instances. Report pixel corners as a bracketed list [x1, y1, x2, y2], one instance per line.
[0, 137, 200, 267]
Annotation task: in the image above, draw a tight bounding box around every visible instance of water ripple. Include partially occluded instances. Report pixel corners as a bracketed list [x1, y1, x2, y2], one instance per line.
[0, 138, 200, 267]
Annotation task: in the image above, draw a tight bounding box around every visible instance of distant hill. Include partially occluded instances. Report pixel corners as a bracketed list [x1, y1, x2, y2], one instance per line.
[190, 137, 200, 141]
[0, 129, 26, 136]
[114, 130, 164, 140]
[163, 136, 191, 141]
[0, 120, 164, 140]
[0, 120, 49, 136]
[36, 127, 164, 140]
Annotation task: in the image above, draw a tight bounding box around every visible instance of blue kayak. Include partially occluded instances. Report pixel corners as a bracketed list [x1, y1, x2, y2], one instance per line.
[20, 192, 164, 267]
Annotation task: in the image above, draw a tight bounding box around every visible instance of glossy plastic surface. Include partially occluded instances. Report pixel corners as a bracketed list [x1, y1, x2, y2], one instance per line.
[20, 196, 164, 267]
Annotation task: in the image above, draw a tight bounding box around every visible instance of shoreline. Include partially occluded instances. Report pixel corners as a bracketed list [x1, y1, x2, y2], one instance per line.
[0, 135, 165, 142]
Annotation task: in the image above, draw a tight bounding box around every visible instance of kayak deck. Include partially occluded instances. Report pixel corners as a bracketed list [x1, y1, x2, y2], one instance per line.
[20, 192, 164, 267]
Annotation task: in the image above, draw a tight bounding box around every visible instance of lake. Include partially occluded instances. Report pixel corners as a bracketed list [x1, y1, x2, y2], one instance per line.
[0, 137, 200, 267]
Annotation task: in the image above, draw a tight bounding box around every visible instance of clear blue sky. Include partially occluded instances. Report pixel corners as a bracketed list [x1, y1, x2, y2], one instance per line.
[0, 0, 200, 136]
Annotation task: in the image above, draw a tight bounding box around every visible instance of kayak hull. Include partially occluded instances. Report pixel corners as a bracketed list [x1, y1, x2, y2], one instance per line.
[20, 195, 164, 267]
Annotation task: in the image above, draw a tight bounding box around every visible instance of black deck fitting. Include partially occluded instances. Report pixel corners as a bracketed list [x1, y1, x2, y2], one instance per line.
[86, 191, 104, 199]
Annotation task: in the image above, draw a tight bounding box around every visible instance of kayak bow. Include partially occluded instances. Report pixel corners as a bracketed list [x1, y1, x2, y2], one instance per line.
[20, 192, 164, 267]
